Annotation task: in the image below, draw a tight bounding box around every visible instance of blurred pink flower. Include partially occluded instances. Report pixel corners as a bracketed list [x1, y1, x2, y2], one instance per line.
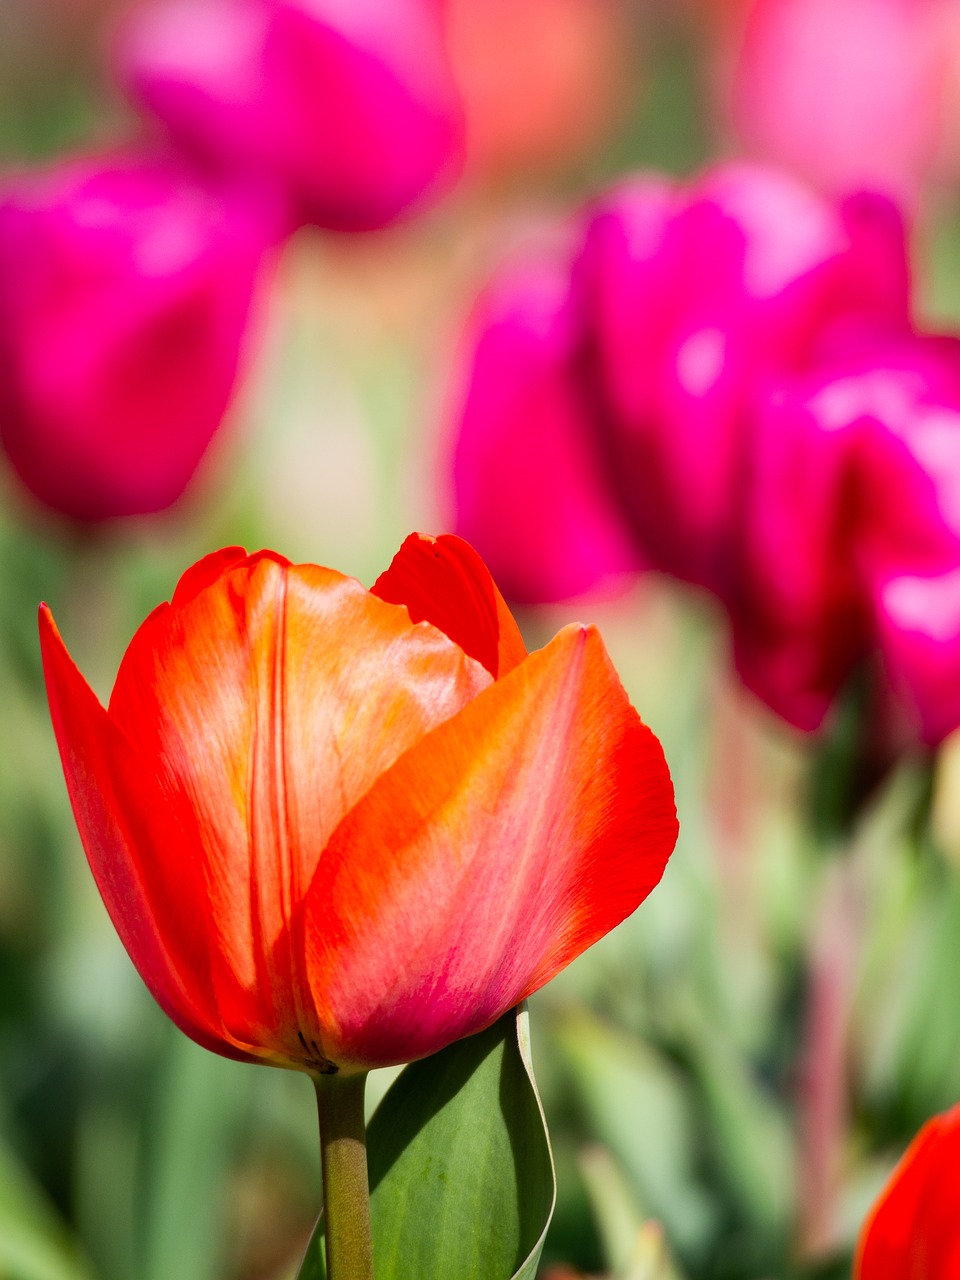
[729, 367, 870, 732]
[446, 159, 960, 746]
[114, 0, 463, 233]
[853, 337, 960, 745]
[876, 569, 960, 747]
[449, 249, 641, 603]
[0, 150, 273, 522]
[735, 333, 960, 740]
[728, 0, 954, 207]
[575, 162, 909, 593]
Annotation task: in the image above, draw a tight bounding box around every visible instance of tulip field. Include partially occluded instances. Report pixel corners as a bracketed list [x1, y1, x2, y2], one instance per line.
[4, 2, 960, 1279]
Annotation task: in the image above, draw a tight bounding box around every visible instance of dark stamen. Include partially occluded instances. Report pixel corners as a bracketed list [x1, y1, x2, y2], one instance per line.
[297, 1029, 338, 1074]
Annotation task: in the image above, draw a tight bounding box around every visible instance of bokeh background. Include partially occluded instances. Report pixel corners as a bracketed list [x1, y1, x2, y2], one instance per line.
[4, 2, 960, 1278]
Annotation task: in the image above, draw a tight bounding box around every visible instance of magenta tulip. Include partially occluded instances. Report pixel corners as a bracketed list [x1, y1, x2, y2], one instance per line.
[114, 0, 463, 232]
[445, 159, 960, 748]
[449, 250, 642, 603]
[575, 163, 909, 593]
[0, 150, 272, 522]
[854, 337, 960, 745]
[734, 333, 960, 739]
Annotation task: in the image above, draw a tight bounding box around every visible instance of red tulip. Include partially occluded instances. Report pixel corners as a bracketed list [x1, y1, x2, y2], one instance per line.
[40, 534, 678, 1073]
[114, 0, 463, 232]
[0, 150, 273, 522]
[856, 1102, 960, 1278]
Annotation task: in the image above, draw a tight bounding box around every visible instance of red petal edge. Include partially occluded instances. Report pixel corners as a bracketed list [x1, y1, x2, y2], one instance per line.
[372, 532, 526, 678]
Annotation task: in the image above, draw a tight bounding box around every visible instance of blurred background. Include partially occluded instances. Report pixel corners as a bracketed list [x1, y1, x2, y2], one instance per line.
[4, 1, 960, 1278]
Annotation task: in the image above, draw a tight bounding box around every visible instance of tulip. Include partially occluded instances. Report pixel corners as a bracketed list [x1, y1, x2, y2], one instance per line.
[41, 533, 678, 1277]
[873, 570, 960, 748]
[449, 250, 643, 603]
[727, 366, 871, 732]
[0, 150, 273, 522]
[575, 162, 909, 593]
[855, 1102, 960, 1278]
[40, 533, 678, 1075]
[113, 0, 463, 233]
[732, 332, 960, 741]
[853, 337, 960, 746]
[728, 0, 952, 208]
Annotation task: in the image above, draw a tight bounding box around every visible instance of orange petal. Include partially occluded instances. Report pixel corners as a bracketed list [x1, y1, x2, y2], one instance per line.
[39, 604, 255, 1063]
[303, 624, 678, 1070]
[106, 554, 492, 1060]
[372, 532, 527, 678]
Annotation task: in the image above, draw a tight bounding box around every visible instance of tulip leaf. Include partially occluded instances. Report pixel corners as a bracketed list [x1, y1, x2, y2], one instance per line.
[552, 1009, 716, 1258]
[297, 1004, 555, 1280]
[0, 1135, 95, 1280]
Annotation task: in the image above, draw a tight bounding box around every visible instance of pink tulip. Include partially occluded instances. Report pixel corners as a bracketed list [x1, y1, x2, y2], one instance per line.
[734, 333, 960, 739]
[449, 248, 642, 603]
[854, 337, 960, 745]
[0, 150, 272, 522]
[729, 369, 870, 731]
[114, 0, 463, 233]
[875, 569, 960, 747]
[729, 0, 952, 208]
[575, 162, 909, 593]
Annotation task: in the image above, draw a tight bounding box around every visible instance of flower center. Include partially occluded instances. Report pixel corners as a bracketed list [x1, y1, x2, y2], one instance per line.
[298, 1030, 338, 1074]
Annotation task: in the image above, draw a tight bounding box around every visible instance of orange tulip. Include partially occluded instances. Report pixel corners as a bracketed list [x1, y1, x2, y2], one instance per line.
[40, 534, 678, 1075]
[856, 1102, 960, 1279]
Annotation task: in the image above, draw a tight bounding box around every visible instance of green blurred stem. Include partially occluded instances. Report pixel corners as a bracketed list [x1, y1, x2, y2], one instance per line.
[314, 1071, 374, 1280]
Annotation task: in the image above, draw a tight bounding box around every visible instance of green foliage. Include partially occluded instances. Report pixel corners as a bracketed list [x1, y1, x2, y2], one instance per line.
[298, 1007, 554, 1280]
[0, 1137, 94, 1280]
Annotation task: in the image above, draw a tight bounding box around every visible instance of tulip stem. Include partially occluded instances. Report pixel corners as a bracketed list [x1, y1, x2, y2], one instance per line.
[314, 1071, 374, 1280]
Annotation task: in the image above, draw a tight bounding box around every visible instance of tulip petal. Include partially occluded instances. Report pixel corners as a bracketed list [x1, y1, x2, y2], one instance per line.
[303, 624, 678, 1070]
[171, 545, 252, 605]
[874, 567, 960, 746]
[449, 247, 645, 607]
[856, 1103, 960, 1278]
[106, 553, 492, 1061]
[39, 604, 254, 1063]
[372, 532, 527, 678]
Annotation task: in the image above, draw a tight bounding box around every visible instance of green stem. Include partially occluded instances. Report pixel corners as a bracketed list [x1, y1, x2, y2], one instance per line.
[314, 1071, 374, 1280]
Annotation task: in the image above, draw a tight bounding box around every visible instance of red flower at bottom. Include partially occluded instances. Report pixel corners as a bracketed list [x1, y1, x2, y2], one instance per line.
[856, 1102, 960, 1279]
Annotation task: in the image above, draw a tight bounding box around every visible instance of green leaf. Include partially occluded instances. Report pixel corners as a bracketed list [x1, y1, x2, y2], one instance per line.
[578, 1146, 687, 1280]
[141, 1032, 255, 1280]
[684, 1025, 794, 1237]
[297, 1005, 555, 1280]
[0, 1136, 95, 1280]
[552, 1009, 716, 1258]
